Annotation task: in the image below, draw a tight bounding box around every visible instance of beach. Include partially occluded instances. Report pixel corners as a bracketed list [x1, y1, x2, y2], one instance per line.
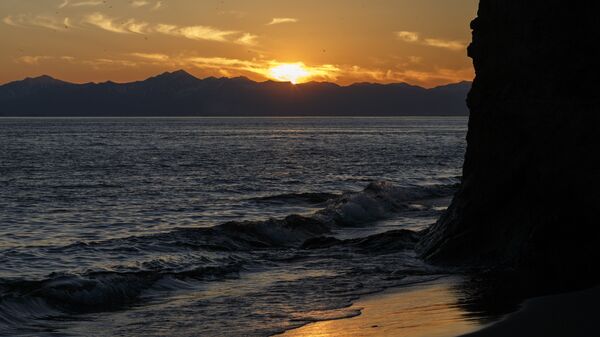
[281, 279, 599, 337]
[278, 278, 491, 337]
[462, 286, 599, 337]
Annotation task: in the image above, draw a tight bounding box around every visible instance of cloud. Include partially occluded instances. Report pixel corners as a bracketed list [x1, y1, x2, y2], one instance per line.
[117, 53, 340, 82]
[12, 51, 472, 87]
[346, 65, 473, 87]
[164, 25, 238, 42]
[396, 31, 419, 43]
[15, 54, 137, 69]
[183, 57, 339, 82]
[235, 33, 259, 46]
[83, 13, 148, 34]
[3, 15, 73, 30]
[129, 1, 164, 10]
[131, 0, 150, 8]
[72, 1, 104, 6]
[129, 53, 170, 61]
[59, 0, 104, 8]
[83, 58, 138, 68]
[178, 56, 467, 85]
[15, 55, 75, 65]
[151, 1, 163, 11]
[395, 31, 466, 51]
[3, 16, 17, 26]
[407, 56, 423, 64]
[15, 56, 53, 65]
[218, 10, 246, 18]
[267, 18, 298, 25]
[82, 13, 257, 44]
[59, 0, 161, 10]
[186, 56, 262, 71]
[423, 38, 466, 51]
[6, 11, 256, 44]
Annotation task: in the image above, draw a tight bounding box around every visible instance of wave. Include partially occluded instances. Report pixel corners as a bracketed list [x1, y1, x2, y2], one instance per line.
[249, 192, 340, 204]
[50, 181, 455, 254]
[313, 181, 455, 226]
[204, 182, 450, 250]
[302, 229, 421, 251]
[196, 181, 454, 248]
[0, 263, 244, 331]
[0, 228, 428, 327]
[0, 181, 457, 332]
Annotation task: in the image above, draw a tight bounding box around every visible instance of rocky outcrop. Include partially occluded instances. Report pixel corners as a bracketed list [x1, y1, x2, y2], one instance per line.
[419, 1, 600, 275]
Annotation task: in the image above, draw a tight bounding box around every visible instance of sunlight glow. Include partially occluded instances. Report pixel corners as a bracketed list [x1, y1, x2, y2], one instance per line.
[268, 63, 312, 84]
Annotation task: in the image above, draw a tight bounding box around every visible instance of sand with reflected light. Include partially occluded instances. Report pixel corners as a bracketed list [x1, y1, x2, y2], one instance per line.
[278, 279, 489, 337]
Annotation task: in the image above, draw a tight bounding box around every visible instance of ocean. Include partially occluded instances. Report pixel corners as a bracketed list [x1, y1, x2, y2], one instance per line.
[0, 117, 469, 336]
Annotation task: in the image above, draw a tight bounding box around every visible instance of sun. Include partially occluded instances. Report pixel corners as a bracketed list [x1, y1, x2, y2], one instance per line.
[268, 63, 311, 84]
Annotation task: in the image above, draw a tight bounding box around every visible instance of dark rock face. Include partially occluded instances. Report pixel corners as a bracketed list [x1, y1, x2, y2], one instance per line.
[419, 1, 600, 275]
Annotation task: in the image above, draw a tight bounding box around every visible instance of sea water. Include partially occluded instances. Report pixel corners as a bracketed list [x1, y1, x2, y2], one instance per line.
[0, 117, 469, 336]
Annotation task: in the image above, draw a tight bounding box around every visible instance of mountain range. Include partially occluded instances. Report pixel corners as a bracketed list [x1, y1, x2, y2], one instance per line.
[0, 70, 471, 117]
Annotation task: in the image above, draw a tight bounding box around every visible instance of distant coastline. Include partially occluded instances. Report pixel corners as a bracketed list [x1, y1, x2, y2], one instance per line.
[0, 70, 471, 117]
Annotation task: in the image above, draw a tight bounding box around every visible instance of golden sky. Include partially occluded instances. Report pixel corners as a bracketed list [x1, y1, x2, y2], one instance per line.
[0, 0, 478, 87]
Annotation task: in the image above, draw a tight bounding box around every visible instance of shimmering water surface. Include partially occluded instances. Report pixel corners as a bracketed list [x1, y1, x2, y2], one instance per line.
[0, 117, 469, 336]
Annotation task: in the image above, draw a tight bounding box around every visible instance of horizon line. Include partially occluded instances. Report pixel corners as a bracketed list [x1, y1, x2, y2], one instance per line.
[1, 70, 473, 89]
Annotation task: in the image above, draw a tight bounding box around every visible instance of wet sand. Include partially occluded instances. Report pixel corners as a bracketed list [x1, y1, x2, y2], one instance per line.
[461, 286, 599, 337]
[280, 276, 598, 337]
[278, 278, 491, 337]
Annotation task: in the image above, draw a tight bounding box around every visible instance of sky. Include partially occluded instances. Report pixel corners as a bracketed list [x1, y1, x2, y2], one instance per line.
[0, 0, 478, 87]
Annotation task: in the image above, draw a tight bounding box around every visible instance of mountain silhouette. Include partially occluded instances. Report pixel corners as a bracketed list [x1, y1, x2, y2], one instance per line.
[0, 70, 471, 117]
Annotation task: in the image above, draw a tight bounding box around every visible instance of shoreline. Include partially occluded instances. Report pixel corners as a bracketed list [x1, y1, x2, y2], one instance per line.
[277, 277, 494, 337]
[279, 276, 599, 337]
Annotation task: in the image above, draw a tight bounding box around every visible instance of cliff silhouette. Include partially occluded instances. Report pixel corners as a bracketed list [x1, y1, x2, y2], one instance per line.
[420, 0, 600, 280]
[0, 72, 470, 117]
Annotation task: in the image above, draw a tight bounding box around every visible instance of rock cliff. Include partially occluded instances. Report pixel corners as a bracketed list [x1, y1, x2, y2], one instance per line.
[419, 0, 600, 276]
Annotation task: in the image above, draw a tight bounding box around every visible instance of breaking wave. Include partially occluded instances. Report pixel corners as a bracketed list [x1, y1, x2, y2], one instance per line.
[0, 181, 457, 334]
